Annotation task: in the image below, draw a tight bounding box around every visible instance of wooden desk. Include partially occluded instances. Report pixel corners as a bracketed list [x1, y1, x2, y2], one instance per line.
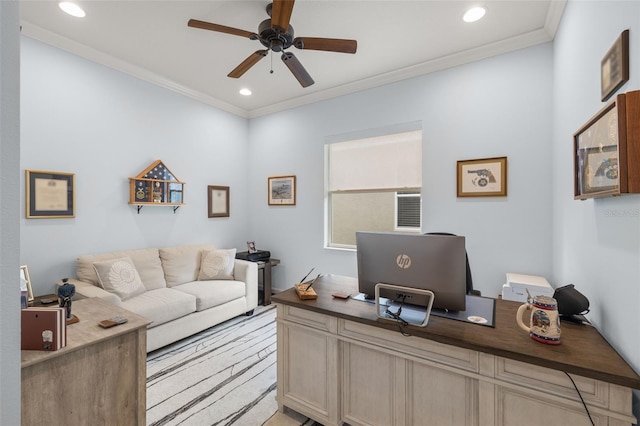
[21, 298, 150, 426]
[273, 275, 640, 426]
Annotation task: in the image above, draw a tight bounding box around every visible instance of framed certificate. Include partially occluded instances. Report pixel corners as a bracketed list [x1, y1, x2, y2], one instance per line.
[25, 170, 75, 218]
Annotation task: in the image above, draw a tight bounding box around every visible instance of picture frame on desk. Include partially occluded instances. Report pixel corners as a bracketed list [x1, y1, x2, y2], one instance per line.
[268, 175, 296, 206]
[20, 265, 34, 303]
[456, 157, 507, 197]
[25, 170, 75, 218]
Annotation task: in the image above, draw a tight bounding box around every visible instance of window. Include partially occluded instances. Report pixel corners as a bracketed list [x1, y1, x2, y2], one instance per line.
[326, 129, 423, 248]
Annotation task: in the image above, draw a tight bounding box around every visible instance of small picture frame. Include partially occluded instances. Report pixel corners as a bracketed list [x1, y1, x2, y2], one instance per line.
[457, 157, 507, 197]
[25, 170, 75, 218]
[247, 241, 257, 253]
[20, 265, 34, 303]
[601, 29, 629, 102]
[268, 175, 296, 206]
[208, 185, 229, 218]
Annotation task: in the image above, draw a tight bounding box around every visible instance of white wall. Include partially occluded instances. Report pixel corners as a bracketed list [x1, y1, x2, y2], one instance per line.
[20, 37, 252, 296]
[248, 43, 554, 299]
[0, 1, 22, 424]
[551, 0, 640, 414]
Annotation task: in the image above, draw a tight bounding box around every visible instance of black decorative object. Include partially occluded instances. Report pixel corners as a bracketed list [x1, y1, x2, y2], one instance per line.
[57, 278, 76, 320]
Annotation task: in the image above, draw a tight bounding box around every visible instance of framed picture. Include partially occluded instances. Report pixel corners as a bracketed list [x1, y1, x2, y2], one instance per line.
[457, 157, 507, 197]
[208, 185, 229, 218]
[573, 96, 622, 199]
[268, 175, 296, 206]
[20, 265, 34, 303]
[247, 241, 257, 253]
[25, 170, 75, 218]
[601, 29, 629, 102]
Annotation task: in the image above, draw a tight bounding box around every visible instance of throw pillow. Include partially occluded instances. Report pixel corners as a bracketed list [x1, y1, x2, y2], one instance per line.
[93, 257, 146, 300]
[198, 249, 236, 281]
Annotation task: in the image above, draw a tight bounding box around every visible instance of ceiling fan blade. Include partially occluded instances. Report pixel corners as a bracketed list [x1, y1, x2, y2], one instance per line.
[188, 19, 258, 40]
[281, 52, 314, 88]
[271, 0, 295, 33]
[293, 37, 357, 54]
[228, 50, 269, 78]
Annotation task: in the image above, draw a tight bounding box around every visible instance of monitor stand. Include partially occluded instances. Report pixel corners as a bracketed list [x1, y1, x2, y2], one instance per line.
[374, 283, 434, 327]
[353, 292, 496, 327]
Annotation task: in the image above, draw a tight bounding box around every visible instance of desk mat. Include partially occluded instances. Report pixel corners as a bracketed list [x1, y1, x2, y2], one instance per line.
[353, 293, 496, 327]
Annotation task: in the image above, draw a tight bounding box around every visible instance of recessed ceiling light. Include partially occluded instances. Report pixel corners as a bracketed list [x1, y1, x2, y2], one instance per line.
[59, 2, 86, 18]
[463, 6, 486, 23]
[239, 88, 252, 96]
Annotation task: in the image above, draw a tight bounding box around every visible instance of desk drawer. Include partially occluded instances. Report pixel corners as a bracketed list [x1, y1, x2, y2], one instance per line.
[338, 318, 479, 373]
[278, 305, 338, 334]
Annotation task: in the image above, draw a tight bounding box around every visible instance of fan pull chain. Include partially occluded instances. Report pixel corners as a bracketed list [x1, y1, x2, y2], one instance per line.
[270, 51, 274, 74]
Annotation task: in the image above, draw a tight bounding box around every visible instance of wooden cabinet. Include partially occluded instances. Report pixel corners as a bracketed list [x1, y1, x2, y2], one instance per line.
[276, 306, 340, 426]
[273, 276, 640, 426]
[574, 90, 640, 199]
[21, 298, 150, 426]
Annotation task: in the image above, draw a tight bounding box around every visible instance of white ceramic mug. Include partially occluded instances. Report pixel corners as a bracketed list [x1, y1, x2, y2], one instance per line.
[516, 295, 561, 345]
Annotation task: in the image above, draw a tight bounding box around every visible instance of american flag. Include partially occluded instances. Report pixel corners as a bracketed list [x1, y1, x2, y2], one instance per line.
[144, 163, 175, 181]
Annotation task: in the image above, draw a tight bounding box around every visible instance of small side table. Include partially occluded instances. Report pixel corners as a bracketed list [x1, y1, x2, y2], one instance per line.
[257, 258, 280, 305]
[236, 252, 280, 306]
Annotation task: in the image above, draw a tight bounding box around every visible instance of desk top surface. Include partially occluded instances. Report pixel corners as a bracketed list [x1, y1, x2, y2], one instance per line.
[21, 297, 150, 367]
[272, 274, 640, 389]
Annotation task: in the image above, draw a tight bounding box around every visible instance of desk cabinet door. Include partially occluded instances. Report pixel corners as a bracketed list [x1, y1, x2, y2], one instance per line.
[342, 342, 478, 426]
[277, 322, 339, 425]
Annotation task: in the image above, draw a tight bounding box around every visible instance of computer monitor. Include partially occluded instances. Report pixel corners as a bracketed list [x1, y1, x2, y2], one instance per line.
[356, 231, 467, 311]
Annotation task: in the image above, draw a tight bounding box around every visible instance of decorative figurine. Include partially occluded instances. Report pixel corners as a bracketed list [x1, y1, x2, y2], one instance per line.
[57, 278, 76, 321]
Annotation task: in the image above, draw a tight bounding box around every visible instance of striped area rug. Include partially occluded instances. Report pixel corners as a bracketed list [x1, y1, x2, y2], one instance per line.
[146, 305, 283, 426]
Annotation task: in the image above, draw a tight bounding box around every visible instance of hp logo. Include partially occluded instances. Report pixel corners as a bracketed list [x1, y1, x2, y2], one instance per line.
[396, 254, 411, 269]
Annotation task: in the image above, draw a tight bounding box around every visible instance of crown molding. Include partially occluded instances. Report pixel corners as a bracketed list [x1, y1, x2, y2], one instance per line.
[21, 21, 250, 119]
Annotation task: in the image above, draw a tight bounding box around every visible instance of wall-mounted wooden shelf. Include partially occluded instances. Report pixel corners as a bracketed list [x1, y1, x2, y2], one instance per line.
[129, 160, 185, 213]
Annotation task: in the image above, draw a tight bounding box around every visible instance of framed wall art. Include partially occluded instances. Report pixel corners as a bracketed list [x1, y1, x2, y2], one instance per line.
[601, 29, 629, 102]
[268, 175, 296, 206]
[457, 157, 507, 197]
[25, 170, 75, 218]
[208, 185, 229, 218]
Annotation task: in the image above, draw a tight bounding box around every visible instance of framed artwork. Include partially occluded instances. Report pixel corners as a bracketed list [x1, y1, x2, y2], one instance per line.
[247, 241, 257, 253]
[25, 170, 75, 218]
[20, 265, 34, 303]
[457, 157, 507, 197]
[268, 175, 296, 205]
[573, 97, 621, 199]
[601, 29, 629, 102]
[208, 185, 229, 218]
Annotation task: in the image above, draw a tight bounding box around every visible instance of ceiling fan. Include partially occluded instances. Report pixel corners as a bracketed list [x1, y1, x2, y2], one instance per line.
[188, 0, 357, 88]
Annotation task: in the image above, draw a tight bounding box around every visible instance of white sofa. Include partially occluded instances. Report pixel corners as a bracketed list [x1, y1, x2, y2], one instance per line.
[64, 244, 258, 352]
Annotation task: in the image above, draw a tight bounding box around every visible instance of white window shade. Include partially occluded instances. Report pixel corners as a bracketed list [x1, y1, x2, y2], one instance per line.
[328, 130, 422, 192]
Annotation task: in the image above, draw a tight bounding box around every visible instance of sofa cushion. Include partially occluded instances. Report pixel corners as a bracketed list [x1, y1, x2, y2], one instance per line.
[198, 249, 236, 280]
[77, 248, 166, 291]
[121, 288, 196, 328]
[172, 280, 246, 311]
[93, 257, 146, 301]
[159, 244, 215, 287]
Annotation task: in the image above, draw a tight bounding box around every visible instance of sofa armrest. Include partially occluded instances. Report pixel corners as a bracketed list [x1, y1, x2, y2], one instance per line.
[55, 278, 123, 307]
[234, 259, 258, 309]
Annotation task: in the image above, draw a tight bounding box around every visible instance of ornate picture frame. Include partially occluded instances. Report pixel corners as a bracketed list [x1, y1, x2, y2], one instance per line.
[601, 29, 629, 102]
[268, 175, 296, 206]
[457, 157, 508, 197]
[25, 170, 75, 218]
[207, 185, 230, 218]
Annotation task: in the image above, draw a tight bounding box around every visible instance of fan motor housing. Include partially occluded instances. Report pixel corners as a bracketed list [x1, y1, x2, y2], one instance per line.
[258, 19, 294, 52]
